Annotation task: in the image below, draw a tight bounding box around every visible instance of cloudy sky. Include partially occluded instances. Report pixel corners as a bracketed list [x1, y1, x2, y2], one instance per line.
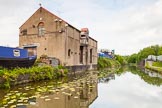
[0, 0, 162, 55]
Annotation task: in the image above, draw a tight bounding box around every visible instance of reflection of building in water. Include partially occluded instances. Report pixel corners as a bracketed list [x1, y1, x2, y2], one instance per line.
[80, 80, 98, 108]
[144, 69, 162, 78]
[27, 77, 98, 108]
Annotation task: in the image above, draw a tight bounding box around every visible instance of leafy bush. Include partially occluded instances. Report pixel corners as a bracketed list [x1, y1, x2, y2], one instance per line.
[0, 65, 68, 89]
[98, 57, 121, 70]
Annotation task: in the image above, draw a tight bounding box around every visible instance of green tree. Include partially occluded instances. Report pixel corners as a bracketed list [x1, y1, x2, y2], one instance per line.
[127, 53, 137, 63]
[137, 46, 156, 63]
[158, 46, 162, 55]
[115, 55, 126, 65]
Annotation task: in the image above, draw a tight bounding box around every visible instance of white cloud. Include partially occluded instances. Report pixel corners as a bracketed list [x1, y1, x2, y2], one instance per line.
[0, 0, 162, 55]
[0, 0, 38, 47]
[97, 0, 162, 55]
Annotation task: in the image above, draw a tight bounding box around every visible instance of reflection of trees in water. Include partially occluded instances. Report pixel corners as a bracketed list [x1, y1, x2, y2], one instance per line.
[115, 67, 127, 76]
[98, 67, 127, 83]
[99, 66, 162, 85]
[128, 66, 162, 86]
[115, 66, 132, 76]
[98, 73, 115, 83]
[113, 66, 162, 86]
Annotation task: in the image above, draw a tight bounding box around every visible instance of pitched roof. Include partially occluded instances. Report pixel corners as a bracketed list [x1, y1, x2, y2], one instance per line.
[19, 7, 80, 32]
[19, 7, 97, 42]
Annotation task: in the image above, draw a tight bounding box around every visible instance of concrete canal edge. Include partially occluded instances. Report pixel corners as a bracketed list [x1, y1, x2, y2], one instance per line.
[66, 64, 97, 75]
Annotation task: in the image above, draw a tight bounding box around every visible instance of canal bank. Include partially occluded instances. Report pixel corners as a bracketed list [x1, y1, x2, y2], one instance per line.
[0, 66, 68, 89]
[0, 63, 98, 89]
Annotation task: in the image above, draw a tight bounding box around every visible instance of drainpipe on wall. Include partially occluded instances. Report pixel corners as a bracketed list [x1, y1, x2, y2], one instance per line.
[64, 24, 68, 66]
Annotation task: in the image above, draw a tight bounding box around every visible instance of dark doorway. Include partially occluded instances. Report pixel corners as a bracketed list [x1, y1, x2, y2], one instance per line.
[90, 49, 92, 63]
[86, 51, 88, 65]
[80, 46, 83, 64]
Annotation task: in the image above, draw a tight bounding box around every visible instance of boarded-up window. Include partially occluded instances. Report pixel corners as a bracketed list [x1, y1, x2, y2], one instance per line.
[38, 22, 45, 36]
[21, 29, 27, 35]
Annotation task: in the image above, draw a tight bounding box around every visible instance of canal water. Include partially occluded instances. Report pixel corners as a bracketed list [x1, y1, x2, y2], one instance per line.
[90, 67, 162, 108]
[0, 66, 162, 108]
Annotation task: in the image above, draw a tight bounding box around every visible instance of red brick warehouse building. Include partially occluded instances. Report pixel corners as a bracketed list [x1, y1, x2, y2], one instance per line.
[19, 6, 98, 70]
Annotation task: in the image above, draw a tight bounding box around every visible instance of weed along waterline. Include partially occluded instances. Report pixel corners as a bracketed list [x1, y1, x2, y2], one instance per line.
[0, 66, 68, 89]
